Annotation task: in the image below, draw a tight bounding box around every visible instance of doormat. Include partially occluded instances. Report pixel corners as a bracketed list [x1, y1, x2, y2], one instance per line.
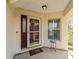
[29, 48, 43, 56]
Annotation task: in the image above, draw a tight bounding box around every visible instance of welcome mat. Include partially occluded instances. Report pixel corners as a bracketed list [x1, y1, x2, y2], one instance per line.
[29, 48, 43, 56]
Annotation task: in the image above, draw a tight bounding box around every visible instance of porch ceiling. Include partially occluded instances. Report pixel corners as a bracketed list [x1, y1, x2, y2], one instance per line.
[9, 0, 71, 13]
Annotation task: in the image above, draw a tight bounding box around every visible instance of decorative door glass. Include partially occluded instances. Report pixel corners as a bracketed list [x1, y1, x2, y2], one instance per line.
[29, 19, 39, 45]
[23, 18, 26, 32]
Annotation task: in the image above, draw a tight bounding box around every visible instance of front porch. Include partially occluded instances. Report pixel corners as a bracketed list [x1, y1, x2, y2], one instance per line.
[6, 0, 73, 59]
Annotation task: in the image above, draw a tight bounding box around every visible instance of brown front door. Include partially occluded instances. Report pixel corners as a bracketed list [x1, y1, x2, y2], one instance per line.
[21, 15, 27, 49]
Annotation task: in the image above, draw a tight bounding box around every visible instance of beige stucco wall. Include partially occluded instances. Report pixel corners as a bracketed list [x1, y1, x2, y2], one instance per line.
[6, 3, 16, 59]
[6, 4, 44, 59]
[42, 12, 64, 48]
[6, 3, 73, 59]
[13, 7, 44, 53]
[42, 10, 72, 50]
[14, 8, 68, 50]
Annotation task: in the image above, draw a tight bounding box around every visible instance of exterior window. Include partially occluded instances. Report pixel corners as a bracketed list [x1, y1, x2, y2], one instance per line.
[48, 19, 60, 40]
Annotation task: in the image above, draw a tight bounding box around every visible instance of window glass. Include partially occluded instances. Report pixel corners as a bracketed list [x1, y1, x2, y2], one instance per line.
[48, 19, 60, 40]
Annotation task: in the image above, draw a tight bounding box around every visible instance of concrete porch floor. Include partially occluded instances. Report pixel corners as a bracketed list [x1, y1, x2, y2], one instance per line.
[14, 48, 72, 59]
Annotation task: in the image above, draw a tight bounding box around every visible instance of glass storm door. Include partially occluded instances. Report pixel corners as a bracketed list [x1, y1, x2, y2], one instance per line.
[28, 17, 40, 47]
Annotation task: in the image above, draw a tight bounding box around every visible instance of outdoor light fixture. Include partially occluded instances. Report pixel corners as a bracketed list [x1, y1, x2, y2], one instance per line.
[42, 5, 47, 10]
